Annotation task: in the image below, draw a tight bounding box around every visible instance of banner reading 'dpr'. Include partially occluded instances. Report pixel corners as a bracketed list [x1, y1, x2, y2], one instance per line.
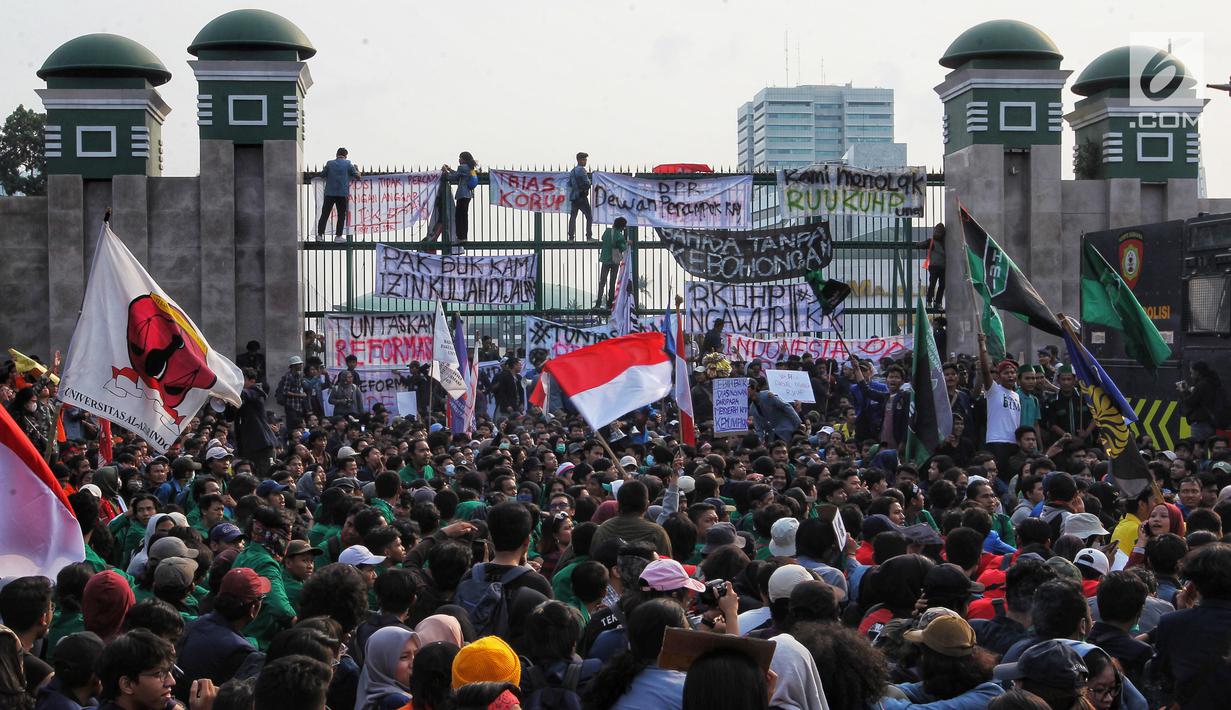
[777, 164, 926, 219]
[686, 282, 841, 334]
[312, 172, 441, 235]
[593, 173, 752, 229]
[375, 244, 537, 306]
[488, 170, 570, 213]
[655, 221, 832, 283]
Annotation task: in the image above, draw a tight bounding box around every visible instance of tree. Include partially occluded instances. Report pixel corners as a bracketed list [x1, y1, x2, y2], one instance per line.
[0, 105, 46, 196]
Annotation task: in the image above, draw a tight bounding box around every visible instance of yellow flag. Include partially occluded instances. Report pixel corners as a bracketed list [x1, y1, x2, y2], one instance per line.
[7, 348, 59, 385]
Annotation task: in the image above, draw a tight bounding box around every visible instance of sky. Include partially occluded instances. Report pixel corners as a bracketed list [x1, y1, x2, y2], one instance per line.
[6, 0, 1231, 194]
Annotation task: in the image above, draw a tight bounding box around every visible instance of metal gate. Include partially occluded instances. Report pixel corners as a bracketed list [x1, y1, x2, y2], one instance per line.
[299, 167, 945, 349]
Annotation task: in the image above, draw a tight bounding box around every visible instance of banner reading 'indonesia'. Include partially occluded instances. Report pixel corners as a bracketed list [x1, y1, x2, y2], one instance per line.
[655, 221, 833, 283]
[323, 313, 434, 369]
[488, 170, 570, 213]
[777, 164, 926, 219]
[375, 244, 537, 305]
[686, 282, 841, 334]
[593, 173, 752, 229]
[722, 333, 912, 363]
[312, 172, 440, 235]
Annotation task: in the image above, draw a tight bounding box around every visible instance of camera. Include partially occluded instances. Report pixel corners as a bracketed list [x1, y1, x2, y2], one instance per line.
[698, 578, 728, 606]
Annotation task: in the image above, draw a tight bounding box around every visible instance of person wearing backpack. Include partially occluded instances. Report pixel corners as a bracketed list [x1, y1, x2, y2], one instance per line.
[442, 151, 479, 254]
[453, 502, 552, 637]
[1181, 361, 1227, 441]
[519, 601, 601, 710]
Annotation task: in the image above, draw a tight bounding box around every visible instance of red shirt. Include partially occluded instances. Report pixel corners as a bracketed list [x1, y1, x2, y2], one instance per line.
[855, 542, 875, 566]
[967, 597, 996, 620]
[1081, 578, 1100, 598]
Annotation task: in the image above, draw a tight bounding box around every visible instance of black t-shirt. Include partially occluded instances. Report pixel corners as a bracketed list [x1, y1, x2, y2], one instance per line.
[579, 604, 621, 657]
[22, 651, 52, 696]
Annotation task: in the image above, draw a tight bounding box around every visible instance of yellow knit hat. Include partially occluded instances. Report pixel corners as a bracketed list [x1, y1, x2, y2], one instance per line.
[451, 635, 522, 689]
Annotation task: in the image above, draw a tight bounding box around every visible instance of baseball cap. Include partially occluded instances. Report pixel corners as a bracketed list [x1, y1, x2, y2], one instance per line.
[79, 484, 102, 499]
[289, 355, 304, 365]
[619, 456, 638, 470]
[208, 523, 246, 545]
[286, 539, 323, 557]
[1213, 461, 1231, 475]
[205, 446, 232, 461]
[339, 544, 386, 567]
[1160, 450, 1178, 462]
[451, 635, 521, 689]
[819, 426, 835, 436]
[154, 557, 197, 588]
[171, 457, 201, 474]
[701, 522, 738, 555]
[336, 446, 358, 460]
[1046, 556, 1083, 583]
[769, 517, 800, 557]
[1073, 548, 1110, 576]
[904, 614, 977, 657]
[256, 480, 289, 497]
[51, 632, 105, 671]
[330, 477, 361, 491]
[994, 639, 1089, 689]
[412, 487, 437, 504]
[901, 523, 944, 547]
[220, 567, 272, 603]
[923, 563, 985, 597]
[556, 462, 576, 477]
[1062, 513, 1110, 539]
[149, 537, 199, 561]
[861, 513, 904, 540]
[638, 559, 706, 593]
[768, 564, 814, 601]
[677, 476, 696, 493]
[995, 359, 1020, 373]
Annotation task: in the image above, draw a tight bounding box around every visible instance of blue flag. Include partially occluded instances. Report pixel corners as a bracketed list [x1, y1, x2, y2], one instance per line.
[447, 315, 471, 434]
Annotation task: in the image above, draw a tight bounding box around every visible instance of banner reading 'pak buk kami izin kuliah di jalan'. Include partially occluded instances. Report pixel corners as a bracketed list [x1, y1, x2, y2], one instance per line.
[312, 172, 441, 235]
[777, 164, 926, 219]
[374, 244, 537, 305]
[488, 170, 570, 213]
[593, 173, 752, 228]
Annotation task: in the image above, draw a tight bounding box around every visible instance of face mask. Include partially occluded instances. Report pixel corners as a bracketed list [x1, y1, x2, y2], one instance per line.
[555, 444, 566, 454]
[445, 464, 456, 476]
[499, 442, 510, 450]
[645, 455, 655, 466]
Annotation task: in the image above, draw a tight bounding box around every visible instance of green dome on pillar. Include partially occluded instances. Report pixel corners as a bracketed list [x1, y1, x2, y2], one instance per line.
[189, 9, 315, 60]
[1072, 45, 1196, 97]
[38, 33, 171, 86]
[940, 19, 1062, 69]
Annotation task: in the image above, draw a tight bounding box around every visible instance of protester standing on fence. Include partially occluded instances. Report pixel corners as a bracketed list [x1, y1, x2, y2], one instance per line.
[442, 152, 479, 253]
[568, 151, 594, 241]
[594, 217, 628, 309]
[918, 222, 946, 309]
[317, 147, 362, 242]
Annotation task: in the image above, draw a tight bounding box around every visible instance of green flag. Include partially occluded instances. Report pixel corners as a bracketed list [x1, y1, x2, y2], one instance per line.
[966, 246, 1007, 361]
[1081, 240, 1172, 374]
[905, 297, 953, 466]
[960, 206, 1063, 348]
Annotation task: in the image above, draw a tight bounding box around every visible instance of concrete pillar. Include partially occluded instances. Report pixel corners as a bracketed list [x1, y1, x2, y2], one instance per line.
[1028, 145, 1065, 352]
[111, 174, 149, 264]
[0, 196, 50, 357]
[1106, 178, 1142, 230]
[46, 175, 85, 353]
[1165, 179, 1200, 221]
[234, 146, 266, 361]
[263, 140, 304, 379]
[199, 139, 237, 360]
[943, 144, 1004, 357]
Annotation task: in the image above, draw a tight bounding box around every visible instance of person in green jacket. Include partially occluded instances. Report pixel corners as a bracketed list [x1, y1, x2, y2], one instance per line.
[397, 440, 435, 484]
[593, 217, 628, 309]
[281, 539, 322, 612]
[231, 507, 297, 650]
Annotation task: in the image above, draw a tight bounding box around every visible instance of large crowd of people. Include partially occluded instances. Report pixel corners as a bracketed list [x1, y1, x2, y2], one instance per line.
[2, 325, 1231, 710]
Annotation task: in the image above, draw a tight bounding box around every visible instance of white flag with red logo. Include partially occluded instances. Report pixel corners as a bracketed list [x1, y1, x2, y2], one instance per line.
[58, 225, 243, 454]
[0, 405, 85, 579]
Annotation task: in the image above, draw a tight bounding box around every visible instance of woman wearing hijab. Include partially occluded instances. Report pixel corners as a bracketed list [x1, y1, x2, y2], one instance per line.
[414, 615, 464, 648]
[125, 513, 173, 577]
[82, 571, 135, 642]
[91, 466, 124, 524]
[356, 627, 420, 710]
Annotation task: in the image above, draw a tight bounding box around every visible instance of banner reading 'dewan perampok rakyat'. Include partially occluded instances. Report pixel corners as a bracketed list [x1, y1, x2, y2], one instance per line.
[655, 221, 833, 283]
[777, 164, 926, 219]
[488, 170, 570, 213]
[375, 244, 537, 305]
[723, 333, 912, 363]
[593, 173, 752, 229]
[311, 172, 441, 235]
[323, 313, 434, 369]
[686, 282, 842, 334]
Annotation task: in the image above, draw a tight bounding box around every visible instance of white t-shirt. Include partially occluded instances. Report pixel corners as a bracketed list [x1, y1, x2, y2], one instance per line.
[985, 382, 1022, 444]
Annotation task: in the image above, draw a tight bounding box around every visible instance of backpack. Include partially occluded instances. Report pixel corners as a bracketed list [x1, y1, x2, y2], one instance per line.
[521, 660, 584, 710]
[453, 563, 531, 637]
[466, 169, 479, 191]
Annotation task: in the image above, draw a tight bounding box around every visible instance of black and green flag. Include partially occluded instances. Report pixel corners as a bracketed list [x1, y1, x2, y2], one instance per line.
[960, 206, 1063, 346]
[905, 297, 953, 465]
[1081, 239, 1172, 374]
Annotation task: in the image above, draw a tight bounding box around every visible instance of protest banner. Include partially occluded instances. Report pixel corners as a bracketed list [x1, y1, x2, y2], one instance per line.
[525, 316, 611, 359]
[592, 173, 752, 229]
[326, 368, 403, 414]
[712, 377, 750, 435]
[777, 164, 926, 219]
[488, 170, 570, 213]
[395, 391, 418, 419]
[655, 221, 833, 283]
[311, 172, 440, 235]
[765, 369, 816, 403]
[685, 282, 841, 334]
[323, 313, 434, 369]
[375, 244, 537, 305]
[722, 333, 912, 363]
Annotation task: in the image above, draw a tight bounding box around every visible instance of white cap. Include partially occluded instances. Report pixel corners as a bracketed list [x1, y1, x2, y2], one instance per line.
[205, 446, 232, 461]
[768, 564, 813, 601]
[336, 446, 358, 460]
[79, 484, 103, 499]
[288, 355, 304, 366]
[338, 545, 386, 567]
[769, 517, 800, 557]
[819, 426, 835, 436]
[1073, 548, 1110, 576]
[619, 456, 638, 470]
[1062, 513, 1110, 539]
[677, 475, 696, 493]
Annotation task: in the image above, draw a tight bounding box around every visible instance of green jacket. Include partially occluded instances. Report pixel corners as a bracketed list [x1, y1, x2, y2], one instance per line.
[599, 227, 628, 264]
[308, 522, 340, 548]
[232, 543, 296, 650]
[283, 568, 305, 612]
[992, 512, 1017, 548]
[371, 498, 396, 524]
[84, 544, 135, 584]
[551, 554, 589, 611]
[46, 611, 84, 654]
[397, 464, 433, 485]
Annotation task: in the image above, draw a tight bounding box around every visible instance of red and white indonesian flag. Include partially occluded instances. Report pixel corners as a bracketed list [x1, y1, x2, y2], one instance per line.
[0, 406, 85, 579]
[665, 309, 695, 446]
[530, 332, 672, 431]
[58, 225, 243, 454]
